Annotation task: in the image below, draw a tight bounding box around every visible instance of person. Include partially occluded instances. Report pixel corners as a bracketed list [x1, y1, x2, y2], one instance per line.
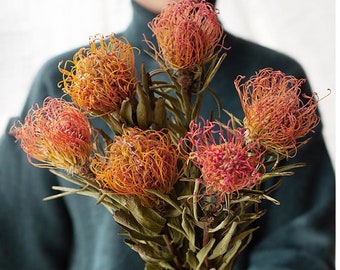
[0, 0, 335, 269]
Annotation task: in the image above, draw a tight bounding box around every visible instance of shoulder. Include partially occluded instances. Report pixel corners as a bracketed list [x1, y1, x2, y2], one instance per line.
[27, 46, 84, 101]
[224, 32, 307, 80]
[19, 46, 85, 117]
[35, 46, 83, 88]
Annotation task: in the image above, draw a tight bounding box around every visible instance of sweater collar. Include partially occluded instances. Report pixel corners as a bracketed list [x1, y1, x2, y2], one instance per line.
[123, 1, 158, 50]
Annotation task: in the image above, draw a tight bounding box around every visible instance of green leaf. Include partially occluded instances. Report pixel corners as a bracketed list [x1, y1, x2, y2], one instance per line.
[158, 261, 176, 270]
[185, 250, 199, 269]
[208, 222, 237, 260]
[121, 228, 165, 245]
[125, 239, 173, 263]
[146, 189, 182, 214]
[145, 263, 161, 270]
[167, 217, 187, 238]
[114, 209, 165, 246]
[146, 262, 175, 270]
[181, 207, 197, 251]
[167, 216, 186, 248]
[218, 240, 242, 270]
[232, 227, 259, 243]
[126, 196, 166, 234]
[200, 53, 227, 94]
[208, 217, 233, 233]
[113, 210, 147, 234]
[196, 237, 216, 268]
[261, 194, 280, 205]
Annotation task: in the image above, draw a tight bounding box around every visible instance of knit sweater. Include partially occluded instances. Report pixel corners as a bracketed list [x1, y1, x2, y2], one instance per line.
[0, 1, 335, 269]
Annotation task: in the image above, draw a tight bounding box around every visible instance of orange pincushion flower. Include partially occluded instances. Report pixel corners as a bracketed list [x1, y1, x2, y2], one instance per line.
[91, 127, 180, 207]
[10, 97, 92, 174]
[147, 0, 224, 70]
[180, 119, 264, 196]
[235, 68, 320, 157]
[59, 34, 137, 115]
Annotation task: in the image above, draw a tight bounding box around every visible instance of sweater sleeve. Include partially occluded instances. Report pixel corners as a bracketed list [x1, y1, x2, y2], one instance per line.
[232, 48, 335, 270]
[243, 131, 335, 270]
[0, 56, 74, 270]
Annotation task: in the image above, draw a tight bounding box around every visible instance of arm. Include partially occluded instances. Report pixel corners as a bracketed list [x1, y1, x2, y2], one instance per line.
[238, 62, 334, 270]
[245, 130, 335, 270]
[224, 35, 335, 270]
[0, 56, 74, 269]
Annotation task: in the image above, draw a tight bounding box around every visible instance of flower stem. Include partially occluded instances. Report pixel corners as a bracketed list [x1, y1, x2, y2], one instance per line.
[203, 222, 212, 269]
[163, 229, 184, 270]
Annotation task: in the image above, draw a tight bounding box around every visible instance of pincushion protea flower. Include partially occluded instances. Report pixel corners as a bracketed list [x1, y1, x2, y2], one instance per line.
[235, 68, 320, 157]
[58, 34, 137, 115]
[91, 127, 180, 207]
[10, 97, 92, 174]
[147, 0, 224, 70]
[180, 119, 264, 196]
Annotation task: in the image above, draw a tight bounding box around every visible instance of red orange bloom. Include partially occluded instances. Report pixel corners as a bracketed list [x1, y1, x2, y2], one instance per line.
[147, 0, 224, 70]
[180, 119, 264, 196]
[59, 34, 137, 115]
[91, 127, 180, 207]
[10, 97, 92, 174]
[235, 68, 320, 157]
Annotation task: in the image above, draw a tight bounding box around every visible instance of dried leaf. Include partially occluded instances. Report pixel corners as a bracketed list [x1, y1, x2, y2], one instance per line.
[125, 239, 173, 263]
[185, 250, 199, 269]
[218, 240, 242, 270]
[208, 222, 237, 260]
[196, 237, 216, 268]
[126, 196, 166, 234]
[181, 207, 197, 251]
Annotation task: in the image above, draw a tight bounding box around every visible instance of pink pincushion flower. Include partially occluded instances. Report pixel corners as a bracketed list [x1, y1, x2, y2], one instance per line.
[235, 68, 320, 157]
[147, 0, 224, 70]
[180, 119, 264, 196]
[10, 97, 92, 174]
[91, 127, 180, 207]
[58, 34, 137, 115]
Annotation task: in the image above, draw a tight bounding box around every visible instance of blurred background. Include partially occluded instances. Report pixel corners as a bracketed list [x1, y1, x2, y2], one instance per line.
[0, 0, 335, 165]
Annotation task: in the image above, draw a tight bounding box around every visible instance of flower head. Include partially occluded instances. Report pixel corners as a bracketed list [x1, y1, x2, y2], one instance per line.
[10, 97, 92, 174]
[180, 119, 264, 196]
[59, 34, 137, 115]
[147, 0, 224, 70]
[91, 127, 180, 207]
[235, 68, 320, 157]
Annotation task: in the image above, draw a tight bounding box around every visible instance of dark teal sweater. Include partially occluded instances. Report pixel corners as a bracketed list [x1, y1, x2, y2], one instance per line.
[0, 1, 335, 269]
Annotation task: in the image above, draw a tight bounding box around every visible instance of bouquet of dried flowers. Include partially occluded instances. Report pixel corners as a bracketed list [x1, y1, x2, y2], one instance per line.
[10, 0, 320, 269]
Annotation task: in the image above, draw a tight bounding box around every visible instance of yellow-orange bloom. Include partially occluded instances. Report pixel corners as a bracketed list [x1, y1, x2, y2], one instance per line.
[10, 97, 92, 174]
[180, 119, 264, 196]
[59, 34, 137, 115]
[147, 0, 224, 70]
[91, 127, 180, 207]
[235, 68, 320, 157]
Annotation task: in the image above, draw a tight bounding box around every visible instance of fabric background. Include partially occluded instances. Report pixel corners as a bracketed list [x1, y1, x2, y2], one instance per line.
[0, 0, 335, 165]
